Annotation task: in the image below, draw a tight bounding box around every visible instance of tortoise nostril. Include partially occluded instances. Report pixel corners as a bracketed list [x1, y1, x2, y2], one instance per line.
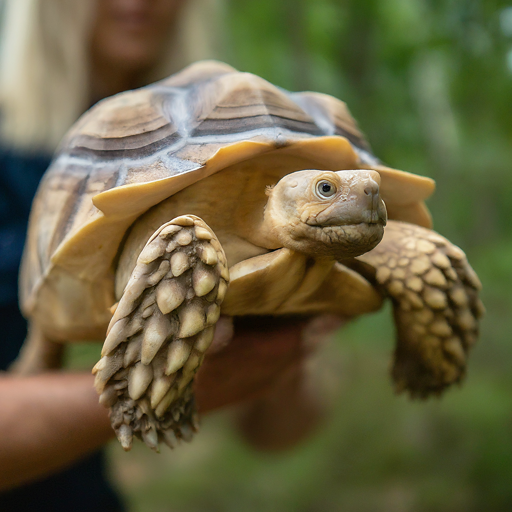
[364, 179, 380, 198]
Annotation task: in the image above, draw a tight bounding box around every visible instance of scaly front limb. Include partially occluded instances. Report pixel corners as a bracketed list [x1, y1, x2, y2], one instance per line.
[93, 215, 229, 451]
[354, 220, 484, 397]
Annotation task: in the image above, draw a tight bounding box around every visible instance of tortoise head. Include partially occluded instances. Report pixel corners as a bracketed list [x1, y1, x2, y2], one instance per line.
[263, 169, 387, 259]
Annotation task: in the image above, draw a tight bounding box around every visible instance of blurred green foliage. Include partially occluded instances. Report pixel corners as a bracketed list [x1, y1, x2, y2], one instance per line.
[96, 1, 512, 510]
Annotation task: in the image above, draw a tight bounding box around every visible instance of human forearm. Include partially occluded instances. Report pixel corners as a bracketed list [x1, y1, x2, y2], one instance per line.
[0, 372, 113, 491]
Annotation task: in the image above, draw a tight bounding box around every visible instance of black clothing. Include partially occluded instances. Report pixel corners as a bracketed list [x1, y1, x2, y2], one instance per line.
[0, 147, 125, 512]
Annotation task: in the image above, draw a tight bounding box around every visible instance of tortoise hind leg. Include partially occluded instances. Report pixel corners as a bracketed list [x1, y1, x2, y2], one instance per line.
[356, 220, 484, 398]
[11, 323, 64, 374]
[93, 215, 229, 451]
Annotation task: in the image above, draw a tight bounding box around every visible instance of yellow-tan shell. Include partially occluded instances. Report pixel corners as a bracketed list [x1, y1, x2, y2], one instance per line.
[20, 61, 434, 340]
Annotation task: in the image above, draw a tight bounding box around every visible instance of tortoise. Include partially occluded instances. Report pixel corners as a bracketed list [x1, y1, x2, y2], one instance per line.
[17, 61, 484, 451]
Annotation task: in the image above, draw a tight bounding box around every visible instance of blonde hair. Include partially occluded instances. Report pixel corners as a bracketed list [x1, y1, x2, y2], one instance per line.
[0, 0, 224, 152]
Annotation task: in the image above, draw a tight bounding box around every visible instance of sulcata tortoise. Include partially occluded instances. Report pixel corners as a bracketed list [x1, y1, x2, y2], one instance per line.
[17, 61, 483, 451]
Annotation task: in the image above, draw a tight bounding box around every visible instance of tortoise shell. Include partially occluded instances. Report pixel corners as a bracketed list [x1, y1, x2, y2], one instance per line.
[20, 61, 434, 340]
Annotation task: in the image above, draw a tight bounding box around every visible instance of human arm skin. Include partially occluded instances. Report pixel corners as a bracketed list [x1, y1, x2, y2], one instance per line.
[0, 323, 299, 492]
[0, 372, 114, 491]
[197, 315, 343, 451]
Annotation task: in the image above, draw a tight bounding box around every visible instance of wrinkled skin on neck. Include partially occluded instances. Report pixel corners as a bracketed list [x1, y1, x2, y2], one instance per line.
[262, 169, 387, 260]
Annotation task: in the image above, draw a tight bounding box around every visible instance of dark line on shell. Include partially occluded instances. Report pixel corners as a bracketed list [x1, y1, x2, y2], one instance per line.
[67, 132, 181, 161]
[72, 122, 177, 152]
[190, 113, 324, 137]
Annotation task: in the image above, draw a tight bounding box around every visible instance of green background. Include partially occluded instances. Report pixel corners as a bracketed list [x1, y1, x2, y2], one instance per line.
[74, 1, 512, 510]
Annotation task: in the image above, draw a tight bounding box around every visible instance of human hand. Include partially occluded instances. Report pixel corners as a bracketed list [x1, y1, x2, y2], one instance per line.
[195, 314, 344, 450]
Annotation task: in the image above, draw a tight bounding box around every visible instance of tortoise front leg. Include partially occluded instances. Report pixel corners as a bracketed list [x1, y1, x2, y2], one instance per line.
[93, 215, 229, 451]
[356, 220, 484, 398]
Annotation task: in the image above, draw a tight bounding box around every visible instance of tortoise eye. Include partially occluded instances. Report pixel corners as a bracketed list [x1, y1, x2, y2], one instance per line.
[316, 180, 336, 198]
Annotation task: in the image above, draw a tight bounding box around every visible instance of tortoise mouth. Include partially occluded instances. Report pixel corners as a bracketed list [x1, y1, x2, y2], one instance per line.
[309, 221, 385, 240]
[305, 208, 387, 228]
[292, 221, 385, 259]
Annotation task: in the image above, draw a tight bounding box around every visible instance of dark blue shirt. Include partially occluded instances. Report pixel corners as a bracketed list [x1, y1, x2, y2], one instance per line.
[0, 146, 125, 512]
